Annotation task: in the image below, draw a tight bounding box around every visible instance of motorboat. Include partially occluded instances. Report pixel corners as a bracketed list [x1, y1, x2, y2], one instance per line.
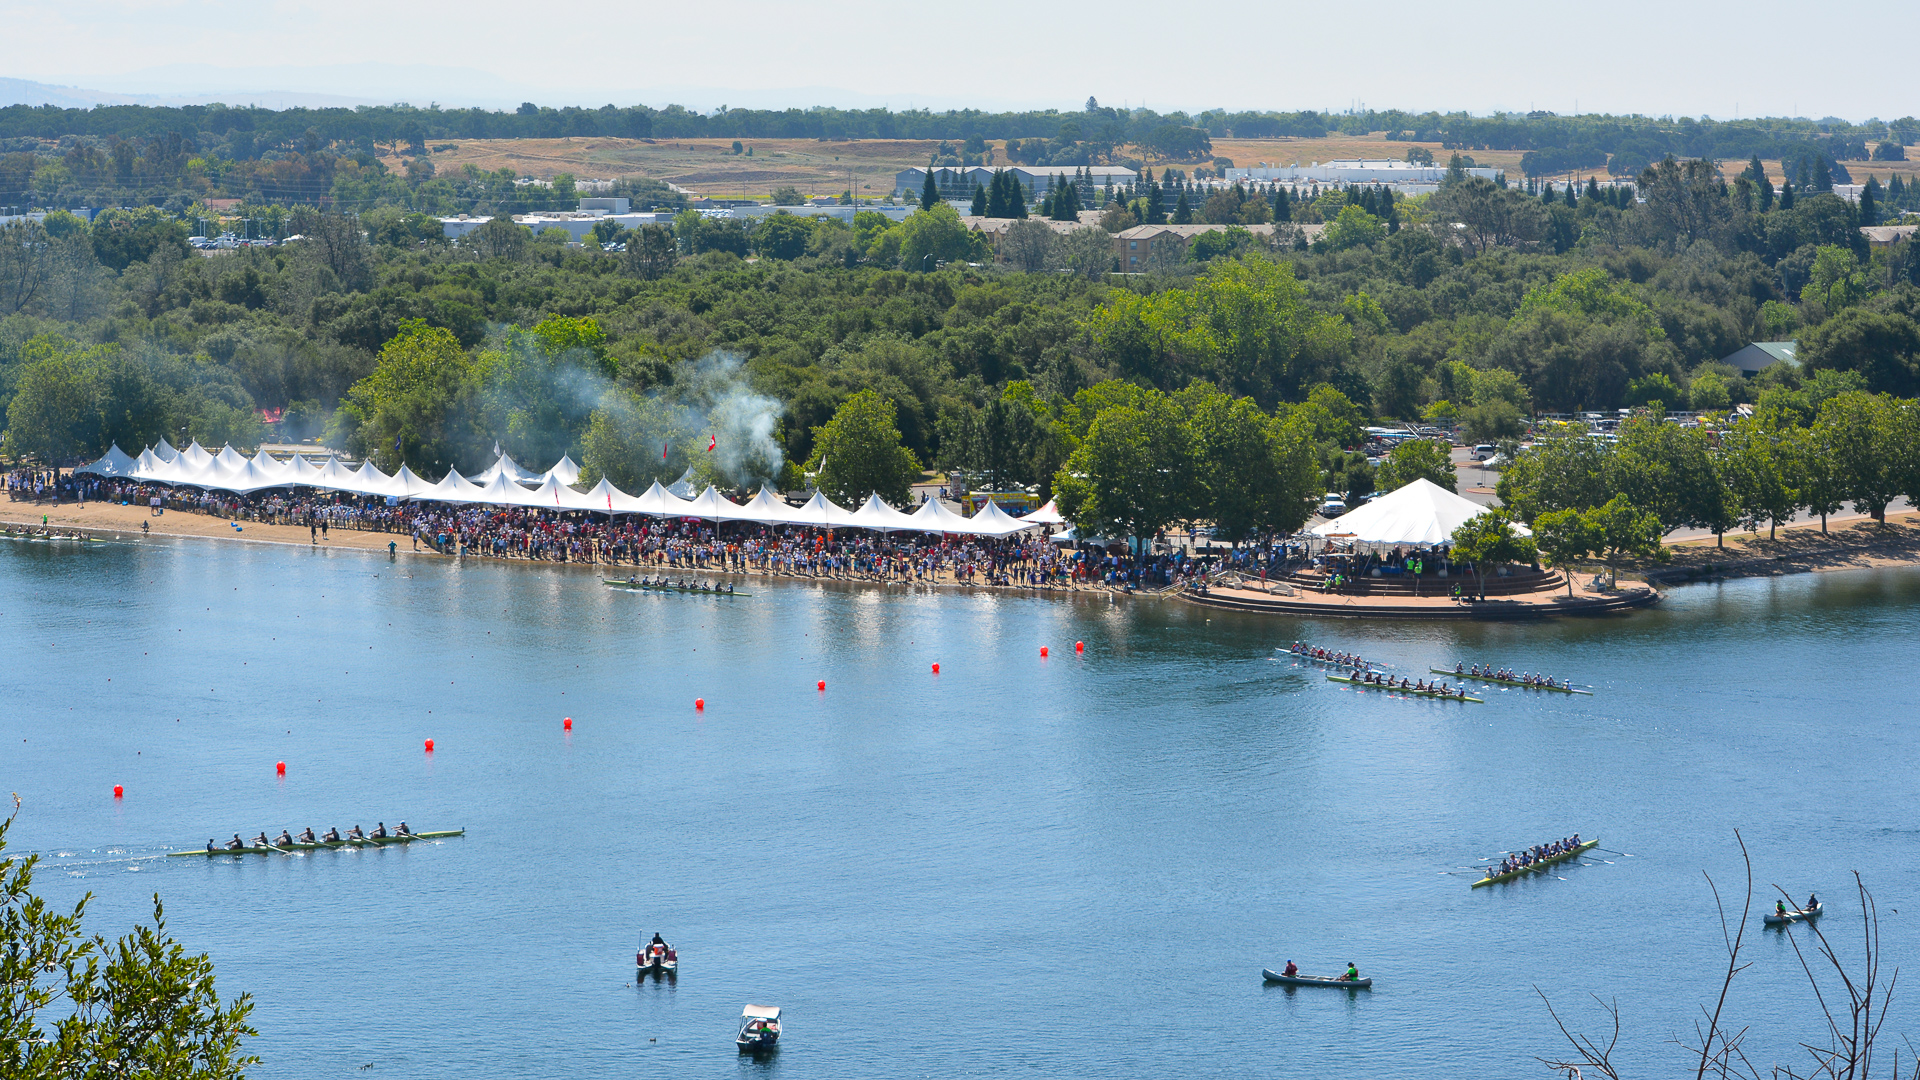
[636, 938, 677, 976]
[737, 1004, 780, 1052]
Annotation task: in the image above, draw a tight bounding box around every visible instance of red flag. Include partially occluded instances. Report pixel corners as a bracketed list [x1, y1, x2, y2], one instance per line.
[707, 435, 717, 452]
[661, 441, 668, 460]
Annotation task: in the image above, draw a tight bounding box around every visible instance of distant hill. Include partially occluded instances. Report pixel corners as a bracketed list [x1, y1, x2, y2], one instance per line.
[0, 76, 385, 110]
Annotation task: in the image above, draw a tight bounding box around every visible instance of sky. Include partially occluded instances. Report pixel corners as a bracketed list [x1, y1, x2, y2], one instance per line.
[5, 0, 1913, 120]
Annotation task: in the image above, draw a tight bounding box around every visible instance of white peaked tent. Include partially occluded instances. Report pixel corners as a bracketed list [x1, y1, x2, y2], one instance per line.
[76, 444, 140, 477]
[151, 438, 179, 463]
[207, 456, 288, 494]
[578, 477, 643, 514]
[634, 480, 694, 517]
[250, 449, 294, 485]
[666, 467, 697, 499]
[540, 455, 581, 486]
[848, 492, 920, 533]
[792, 491, 857, 529]
[350, 460, 406, 498]
[285, 454, 327, 488]
[178, 442, 215, 470]
[908, 496, 974, 535]
[738, 487, 800, 525]
[524, 475, 601, 511]
[473, 453, 541, 486]
[1308, 478, 1531, 546]
[467, 472, 542, 507]
[391, 465, 434, 499]
[213, 445, 248, 470]
[314, 456, 363, 492]
[1018, 499, 1067, 526]
[967, 500, 1033, 539]
[685, 485, 750, 522]
[422, 467, 483, 503]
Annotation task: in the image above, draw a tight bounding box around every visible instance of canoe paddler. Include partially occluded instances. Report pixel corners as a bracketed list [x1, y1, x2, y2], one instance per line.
[1777, 899, 1790, 917]
[1283, 960, 1298, 977]
[1806, 892, 1818, 910]
[1341, 963, 1360, 981]
[275, 829, 294, 847]
[298, 827, 317, 844]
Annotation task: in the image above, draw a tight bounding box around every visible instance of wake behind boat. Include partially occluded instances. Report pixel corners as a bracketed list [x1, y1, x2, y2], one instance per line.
[1432, 665, 1591, 694]
[169, 828, 463, 857]
[1262, 965, 1371, 989]
[1327, 673, 1481, 702]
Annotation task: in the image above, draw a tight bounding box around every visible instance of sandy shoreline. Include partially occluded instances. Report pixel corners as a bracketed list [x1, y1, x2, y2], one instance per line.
[10, 496, 1920, 597]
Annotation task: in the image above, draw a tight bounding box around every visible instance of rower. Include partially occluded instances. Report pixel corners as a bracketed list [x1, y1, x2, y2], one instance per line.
[1342, 963, 1360, 981]
[371, 822, 389, 839]
[227, 834, 246, 850]
[1283, 960, 1298, 978]
[275, 829, 294, 847]
[396, 822, 413, 837]
[1455, 663, 1465, 674]
[298, 827, 317, 844]
[322, 827, 341, 843]
[252, 831, 270, 848]
[348, 825, 366, 840]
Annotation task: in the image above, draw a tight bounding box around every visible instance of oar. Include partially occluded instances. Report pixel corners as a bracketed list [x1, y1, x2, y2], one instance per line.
[1593, 847, 1635, 857]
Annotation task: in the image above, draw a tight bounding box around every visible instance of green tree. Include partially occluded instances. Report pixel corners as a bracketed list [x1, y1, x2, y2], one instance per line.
[1612, 409, 1732, 539]
[970, 182, 987, 216]
[1531, 507, 1600, 594]
[1799, 308, 1920, 396]
[807, 388, 922, 507]
[623, 224, 678, 279]
[751, 212, 815, 260]
[1448, 509, 1538, 600]
[1807, 244, 1874, 310]
[339, 319, 479, 474]
[1054, 391, 1195, 551]
[921, 168, 939, 211]
[1625, 372, 1686, 410]
[1688, 370, 1732, 412]
[1, 808, 260, 1079]
[1374, 438, 1457, 492]
[88, 206, 189, 271]
[1178, 383, 1318, 541]
[1319, 204, 1385, 250]
[1814, 390, 1905, 522]
[1719, 409, 1803, 539]
[898, 203, 983, 270]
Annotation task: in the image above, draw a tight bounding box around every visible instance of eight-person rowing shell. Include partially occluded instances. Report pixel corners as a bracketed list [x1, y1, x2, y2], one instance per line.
[1492, 835, 1583, 876]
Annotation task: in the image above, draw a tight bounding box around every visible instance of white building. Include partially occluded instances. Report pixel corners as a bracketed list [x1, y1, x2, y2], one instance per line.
[1225, 159, 1503, 186]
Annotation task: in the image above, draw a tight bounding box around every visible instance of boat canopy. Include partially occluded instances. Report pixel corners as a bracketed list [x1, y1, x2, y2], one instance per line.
[741, 1004, 781, 1020]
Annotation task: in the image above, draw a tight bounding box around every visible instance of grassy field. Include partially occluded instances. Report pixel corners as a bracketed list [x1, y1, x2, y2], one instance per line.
[385, 134, 1920, 200]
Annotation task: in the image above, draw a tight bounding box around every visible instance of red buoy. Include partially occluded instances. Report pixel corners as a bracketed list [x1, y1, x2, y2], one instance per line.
[112, 785, 123, 799]
[817, 680, 825, 691]
[1075, 641, 1085, 653]
[424, 739, 435, 753]
[276, 761, 286, 776]
[931, 663, 940, 675]
[564, 717, 572, 731]
[1040, 646, 1049, 658]
[695, 698, 705, 710]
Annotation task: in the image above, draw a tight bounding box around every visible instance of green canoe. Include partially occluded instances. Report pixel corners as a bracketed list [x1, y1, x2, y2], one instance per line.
[168, 829, 464, 857]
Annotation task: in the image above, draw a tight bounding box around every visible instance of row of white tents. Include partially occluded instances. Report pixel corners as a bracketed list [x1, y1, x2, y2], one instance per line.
[73, 440, 1067, 539]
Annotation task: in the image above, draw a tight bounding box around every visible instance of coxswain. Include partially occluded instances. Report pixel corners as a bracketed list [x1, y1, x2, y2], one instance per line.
[206, 838, 218, 852]
[1283, 960, 1298, 978]
[322, 827, 341, 842]
[1342, 963, 1360, 981]
[275, 829, 294, 847]
[396, 822, 413, 837]
[348, 825, 366, 841]
[371, 822, 389, 839]
[298, 827, 317, 844]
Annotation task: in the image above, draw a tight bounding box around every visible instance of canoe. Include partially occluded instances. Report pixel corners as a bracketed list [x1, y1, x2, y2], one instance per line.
[1263, 969, 1372, 989]
[603, 579, 751, 597]
[1764, 901, 1822, 926]
[168, 829, 463, 857]
[1471, 839, 1598, 887]
[1326, 674, 1483, 703]
[1429, 667, 1592, 694]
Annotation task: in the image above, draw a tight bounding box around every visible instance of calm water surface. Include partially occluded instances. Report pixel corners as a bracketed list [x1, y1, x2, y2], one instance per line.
[3, 535, 1919, 1078]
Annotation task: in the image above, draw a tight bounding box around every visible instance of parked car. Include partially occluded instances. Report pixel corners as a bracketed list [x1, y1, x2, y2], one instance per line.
[1471, 444, 1495, 461]
[1318, 494, 1348, 518]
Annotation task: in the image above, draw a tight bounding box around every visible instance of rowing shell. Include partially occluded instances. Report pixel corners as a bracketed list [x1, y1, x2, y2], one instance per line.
[1279, 649, 1386, 675]
[1471, 839, 1598, 887]
[1263, 969, 1373, 989]
[1764, 901, 1822, 926]
[603, 579, 751, 597]
[1326, 674, 1482, 703]
[168, 829, 464, 857]
[1429, 667, 1591, 695]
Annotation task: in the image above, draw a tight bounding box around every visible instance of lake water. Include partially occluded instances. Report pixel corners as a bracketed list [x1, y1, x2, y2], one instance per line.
[5, 535, 1920, 1078]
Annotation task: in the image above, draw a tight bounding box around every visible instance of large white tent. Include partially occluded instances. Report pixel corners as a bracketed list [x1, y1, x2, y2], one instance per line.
[965, 500, 1035, 539]
[792, 491, 857, 529]
[473, 452, 541, 486]
[908, 496, 974, 534]
[847, 493, 919, 533]
[540, 455, 581, 486]
[1307, 478, 1530, 546]
[75, 444, 139, 477]
[1017, 499, 1067, 526]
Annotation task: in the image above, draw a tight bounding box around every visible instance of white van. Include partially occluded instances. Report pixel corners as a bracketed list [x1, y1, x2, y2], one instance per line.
[1471, 444, 1495, 461]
